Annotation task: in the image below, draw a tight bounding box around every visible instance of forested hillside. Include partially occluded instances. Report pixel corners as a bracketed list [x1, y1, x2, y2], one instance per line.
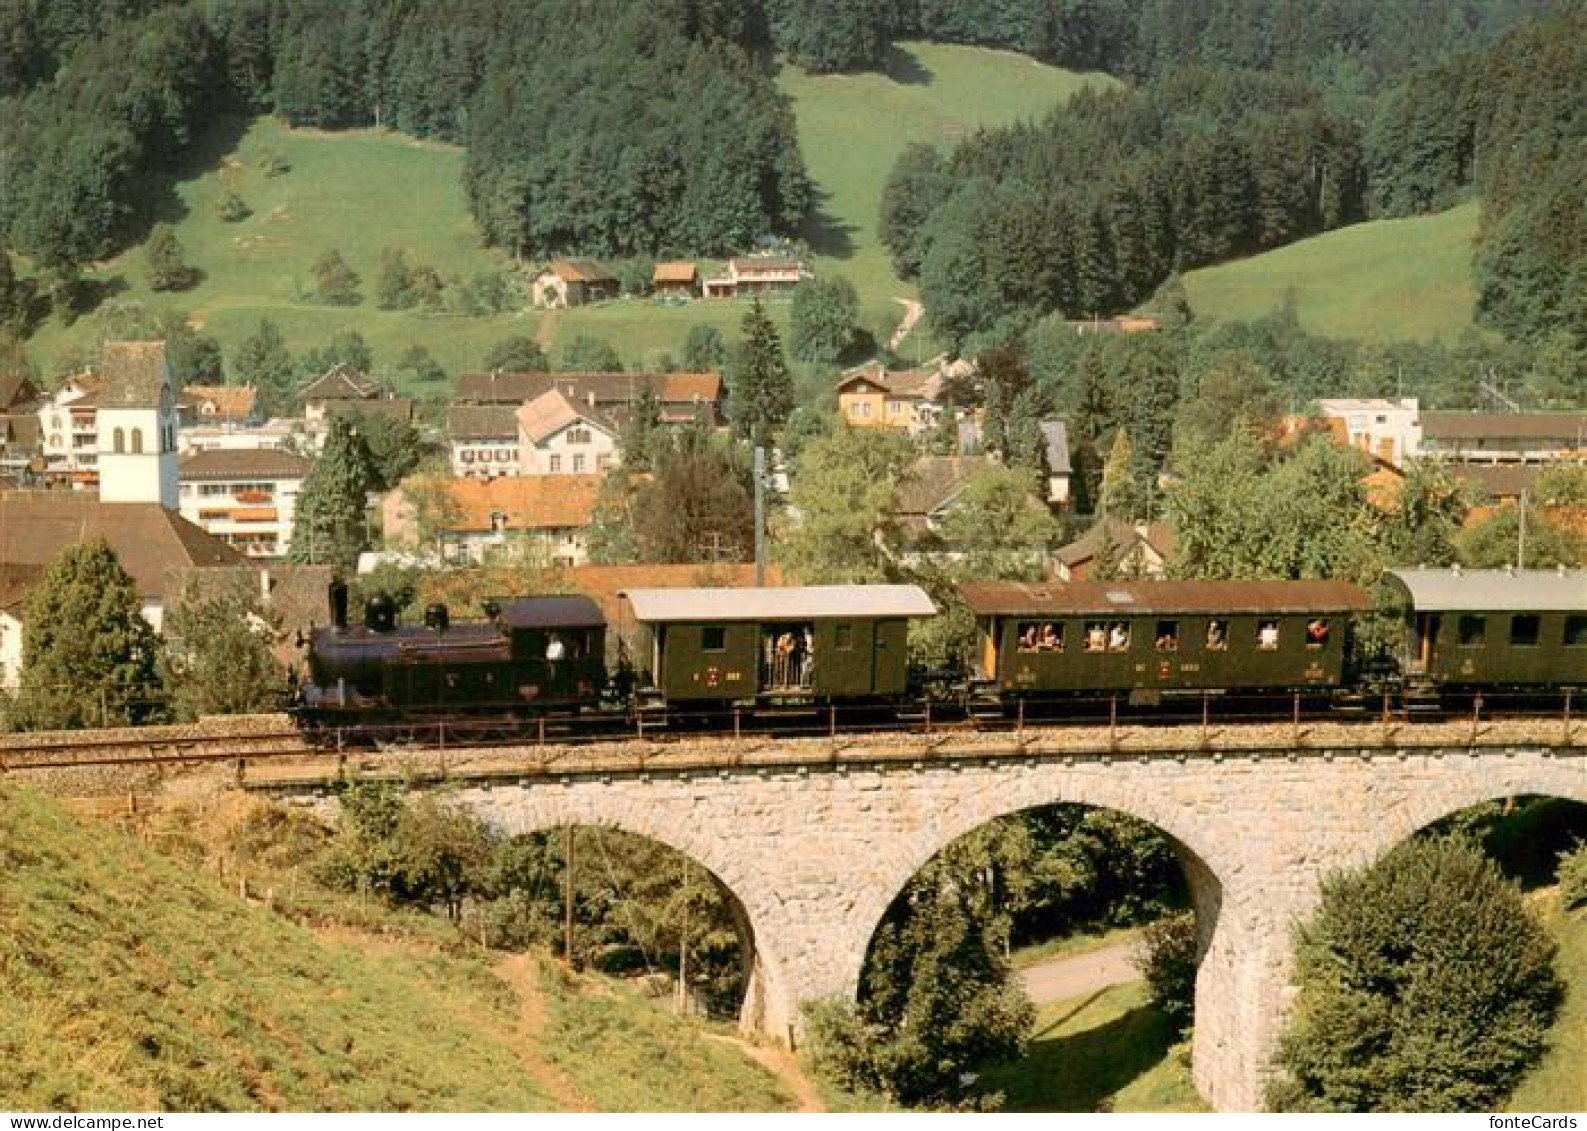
[0, 0, 809, 290]
[872, 0, 1579, 350]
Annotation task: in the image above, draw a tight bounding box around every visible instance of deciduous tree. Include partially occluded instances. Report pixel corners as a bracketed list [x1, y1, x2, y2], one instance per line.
[160, 575, 288, 719]
[11, 540, 162, 730]
[1271, 836, 1562, 1112]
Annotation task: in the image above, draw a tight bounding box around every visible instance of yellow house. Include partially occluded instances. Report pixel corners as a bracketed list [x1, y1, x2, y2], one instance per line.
[835, 364, 943, 435]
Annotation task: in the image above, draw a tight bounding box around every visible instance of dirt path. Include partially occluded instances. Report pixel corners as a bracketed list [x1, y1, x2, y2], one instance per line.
[1018, 940, 1140, 1005]
[534, 307, 561, 350]
[496, 954, 596, 1112]
[888, 297, 924, 352]
[706, 1033, 826, 1112]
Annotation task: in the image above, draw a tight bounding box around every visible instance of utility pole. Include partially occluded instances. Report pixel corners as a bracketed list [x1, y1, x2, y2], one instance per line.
[1517, 488, 1528, 570]
[754, 445, 766, 586]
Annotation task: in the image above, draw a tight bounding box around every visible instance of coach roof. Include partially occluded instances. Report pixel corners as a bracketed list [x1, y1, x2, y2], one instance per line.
[621, 585, 936, 622]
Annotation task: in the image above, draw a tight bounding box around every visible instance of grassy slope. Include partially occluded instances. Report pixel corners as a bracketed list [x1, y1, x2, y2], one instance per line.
[1180, 202, 1483, 343]
[982, 980, 1207, 1112]
[23, 47, 1106, 387]
[0, 785, 789, 1112]
[1508, 891, 1586, 1113]
[779, 41, 1116, 346]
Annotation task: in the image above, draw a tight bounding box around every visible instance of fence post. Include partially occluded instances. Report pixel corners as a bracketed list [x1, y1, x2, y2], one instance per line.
[1109, 694, 1118, 751]
[1292, 691, 1301, 745]
[923, 697, 931, 737]
[1564, 688, 1574, 745]
[829, 704, 837, 738]
[1016, 697, 1024, 745]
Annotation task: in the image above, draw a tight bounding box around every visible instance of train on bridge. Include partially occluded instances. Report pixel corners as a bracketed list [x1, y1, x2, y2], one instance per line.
[295, 567, 1586, 741]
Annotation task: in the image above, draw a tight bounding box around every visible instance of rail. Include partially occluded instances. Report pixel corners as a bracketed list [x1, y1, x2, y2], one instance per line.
[0, 690, 1582, 782]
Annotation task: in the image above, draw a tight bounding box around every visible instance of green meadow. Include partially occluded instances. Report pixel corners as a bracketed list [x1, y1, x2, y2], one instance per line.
[779, 41, 1117, 334]
[22, 46, 1107, 389]
[1181, 201, 1484, 343]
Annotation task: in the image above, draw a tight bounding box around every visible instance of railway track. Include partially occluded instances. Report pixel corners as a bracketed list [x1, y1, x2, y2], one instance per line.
[0, 714, 310, 771]
[1, 698, 1582, 778]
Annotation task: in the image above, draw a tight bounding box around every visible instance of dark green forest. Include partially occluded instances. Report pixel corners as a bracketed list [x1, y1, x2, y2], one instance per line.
[874, 1, 1580, 349]
[0, 0, 810, 279]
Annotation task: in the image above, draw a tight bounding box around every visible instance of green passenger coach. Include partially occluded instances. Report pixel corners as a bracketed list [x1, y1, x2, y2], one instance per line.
[1383, 567, 1587, 692]
[960, 579, 1371, 704]
[619, 585, 937, 707]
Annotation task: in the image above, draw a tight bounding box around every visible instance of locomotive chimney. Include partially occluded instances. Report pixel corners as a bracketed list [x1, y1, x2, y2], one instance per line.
[328, 578, 349, 632]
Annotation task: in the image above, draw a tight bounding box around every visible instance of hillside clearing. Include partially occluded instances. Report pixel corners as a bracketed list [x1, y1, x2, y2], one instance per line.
[1180, 202, 1485, 343]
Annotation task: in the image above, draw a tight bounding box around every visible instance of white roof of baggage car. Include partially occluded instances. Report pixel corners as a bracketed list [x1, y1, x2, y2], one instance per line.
[1386, 567, 1587, 612]
[620, 585, 937, 622]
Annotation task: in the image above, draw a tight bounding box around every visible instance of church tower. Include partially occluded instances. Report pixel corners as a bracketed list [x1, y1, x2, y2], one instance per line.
[96, 340, 179, 509]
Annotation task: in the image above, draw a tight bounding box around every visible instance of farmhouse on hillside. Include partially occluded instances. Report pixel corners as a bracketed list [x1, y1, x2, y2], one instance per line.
[532, 259, 619, 308]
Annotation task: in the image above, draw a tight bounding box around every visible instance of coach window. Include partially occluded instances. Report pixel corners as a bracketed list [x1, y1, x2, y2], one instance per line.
[1257, 620, 1280, 650]
[1084, 622, 1107, 652]
[1107, 622, 1130, 652]
[1509, 614, 1540, 648]
[835, 623, 853, 650]
[1205, 619, 1228, 650]
[1154, 621, 1178, 651]
[702, 625, 726, 652]
[1566, 616, 1587, 647]
[1457, 615, 1486, 647]
[1305, 619, 1330, 648]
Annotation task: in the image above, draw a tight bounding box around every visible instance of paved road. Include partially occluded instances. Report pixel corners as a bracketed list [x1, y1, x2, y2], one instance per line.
[1017, 940, 1140, 1004]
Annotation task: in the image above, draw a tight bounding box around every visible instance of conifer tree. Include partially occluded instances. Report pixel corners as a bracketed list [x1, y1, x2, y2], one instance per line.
[728, 299, 793, 449]
[290, 415, 376, 568]
[232, 319, 297, 417]
[619, 384, 662, 472]
[12, 540, 162, 730]
[143, 222, 197, 291]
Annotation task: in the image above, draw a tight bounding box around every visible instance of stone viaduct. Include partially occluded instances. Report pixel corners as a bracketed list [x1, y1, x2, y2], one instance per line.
[266, 721, 1586, 1112]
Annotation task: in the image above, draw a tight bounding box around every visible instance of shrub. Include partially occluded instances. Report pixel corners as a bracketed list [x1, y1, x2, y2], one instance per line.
[216, 192, 250, 222]
[1270, 836, 1562, 1112]
[1559, 841, 1587, 910]
[1135, 912, 1198, 1032]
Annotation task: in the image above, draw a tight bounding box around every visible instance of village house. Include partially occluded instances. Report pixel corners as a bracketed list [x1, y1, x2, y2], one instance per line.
[448, 404, 522, 479]
[454, 369, 724, 426]
[300, 363, 383, 424]
[1417, 411, 1587, 464]
[181, 384, 258, 425]
[381, 474, 605, 567]
[531, 259, 619, 308]
[34, 370, 102, 487]
[516, 389, 620, 476]
[651, 261, 699, 298]
[180, 417, 299, 455]
[836, 362, 944, 436]
[0, 371, 44, 477]
[1040, 420, 1073, 507]
[1314, 398, 1424, 470]
[0, 495, 246, 686]
[178, 448, 314, 558]
[1054, 518, 1176, 581]
[702, 255, 810, 299]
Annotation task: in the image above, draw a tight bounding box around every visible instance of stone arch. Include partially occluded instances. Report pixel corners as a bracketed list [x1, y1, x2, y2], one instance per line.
[843, 771, 1231, 1005]
[834, 766, 1253, 1110]
[448, 786, 795, 1040]
[1357, 758, 1587, 866]
[130, 428, 144, 454]
[112, 427, 125, 454]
